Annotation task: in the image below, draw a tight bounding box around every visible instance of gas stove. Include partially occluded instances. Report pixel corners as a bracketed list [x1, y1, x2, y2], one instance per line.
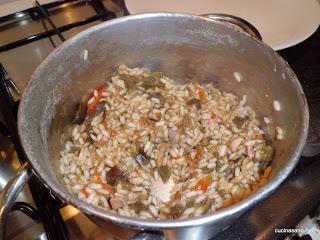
[0, 2, 319, 239]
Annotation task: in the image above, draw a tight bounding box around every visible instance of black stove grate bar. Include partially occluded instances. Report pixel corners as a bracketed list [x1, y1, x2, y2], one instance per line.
[90, 0, 116, 20]
[0, 0, 115, 53]
[0, 0, 80, 24]
[35, 0, 66, 42]
[0, 1, 117, 238]
[0, 13, 112, 52]
[0, 68, 69, 239]
[0, 122, 10, 138]
[12, 202, 41, 221]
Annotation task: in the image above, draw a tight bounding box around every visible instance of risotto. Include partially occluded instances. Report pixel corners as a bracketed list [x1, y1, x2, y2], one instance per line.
[59, 65, 274, 219]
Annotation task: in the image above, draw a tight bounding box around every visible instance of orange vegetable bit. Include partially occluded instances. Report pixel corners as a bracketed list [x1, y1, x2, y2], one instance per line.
[96, 175, 103, 184]
[86, 91, 94, 102]
[87, 101, 99, 114]
[194, 175, 212, 192]
[100, 182, 108, 190]
[94, 168, 103, 181]
[110, 129, 117, 138]
[97, 85, 107, 94]
[81, 187, 89, 198]
[195, 146, 202, 159]
[190, 146, 203, 166]
[211, 112, 216, 119]
[94, 169, 111, 190]
[184, 152, 191, 162]
[86, 84, 108, 114]
[185, 146, 203, 167]
[196, 86, 207, 104]
[155, 112, 162, 120]
[96, 140, 107, 147]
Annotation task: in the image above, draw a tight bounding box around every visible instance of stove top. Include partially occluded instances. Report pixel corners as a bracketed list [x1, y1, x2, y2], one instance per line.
[0, 2, 319, 239]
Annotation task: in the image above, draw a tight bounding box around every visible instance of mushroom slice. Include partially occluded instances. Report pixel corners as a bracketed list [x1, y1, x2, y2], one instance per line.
[150, 176, 175, 203]
[109, 197, 126, 210]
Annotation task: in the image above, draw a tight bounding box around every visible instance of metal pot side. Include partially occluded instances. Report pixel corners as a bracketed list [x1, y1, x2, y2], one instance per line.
[17, 13, 309, 239]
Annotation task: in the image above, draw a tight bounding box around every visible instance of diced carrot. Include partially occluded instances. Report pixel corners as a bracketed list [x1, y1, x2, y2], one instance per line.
[94, 169, 110, 190]
[259, 178, 268, 187]
[87, 99, 99, 114]
[251, 184, 260, 193]
[96, 140, 107, 146]
[94, 169, 102, 181]
[194, 175, 212, 192]
[97, 85, 107, 95]
[110, 129, 117, 138]
[221, 197, 235, 208]
[247, 146, 255, 159]
[184, 152, 191, 161]
[185, 146, 203, 167]
[86, 91, 94, 102]
[263, 166, 272, 179]
[96, 175, 102, 184]
[81, 132, 88, 140]
[155, 112, 162, 120]
[197, 86, 207, 104]
[211, 112, 216, 119]
[243, 188, 252, 198]
[81, 187, 89, 198]
[101, 182, 109, 190]
[86, 85, 108, 114]
[195, 146, 202, 159]
[191, 146, 203, 165]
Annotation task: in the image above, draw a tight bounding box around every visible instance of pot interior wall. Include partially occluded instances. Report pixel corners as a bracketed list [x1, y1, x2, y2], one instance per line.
[19, 14, 306, 219]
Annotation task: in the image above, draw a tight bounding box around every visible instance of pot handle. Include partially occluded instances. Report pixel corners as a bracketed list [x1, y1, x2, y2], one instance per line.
[0, 162, 33, 240]
[202, 13, 262, 41]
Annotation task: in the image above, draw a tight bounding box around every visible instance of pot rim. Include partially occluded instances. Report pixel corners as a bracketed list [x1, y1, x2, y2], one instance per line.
[18, 12, 309, 229]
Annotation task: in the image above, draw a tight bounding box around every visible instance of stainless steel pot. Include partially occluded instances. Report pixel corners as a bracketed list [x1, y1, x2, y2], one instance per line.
[0, 13, 309, 240]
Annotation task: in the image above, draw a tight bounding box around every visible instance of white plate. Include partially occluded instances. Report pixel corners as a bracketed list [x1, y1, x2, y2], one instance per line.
[125, 0, 320, 50]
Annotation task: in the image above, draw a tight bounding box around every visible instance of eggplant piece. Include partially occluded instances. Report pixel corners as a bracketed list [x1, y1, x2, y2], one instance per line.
[138, 193, 149, 201]
[202, 198, 214, 214]
[232, 115, 249, 129]
[91, 101, 105, 117]
[150, 71, 163, 80]
[181, 115, 193, 128]
[119, 74, 141, 90]
[148, 92, 165, 105]
[131, 200, 148, 213]
[115, 171, 132, 189]
[119, 170, 130, 183]
[148, 109, 162, 121]
[158, 166, 171, 183]
[260, 145, 274, 162]
[109, 197, 126, 210]
[141, 72, 165, 88]
[119, 73, 165, 89]
[201, 167, 213, 174]
[186, 196, 197, 208]
[135, 149, 151, 165]
[72, 102, 87, 125]
[106, 166, 122, 185]
[187, 98, 201, 110]
[168, 128, 180, 144]
[169, 204, 185, 219]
